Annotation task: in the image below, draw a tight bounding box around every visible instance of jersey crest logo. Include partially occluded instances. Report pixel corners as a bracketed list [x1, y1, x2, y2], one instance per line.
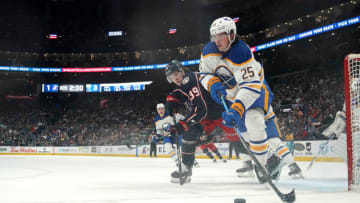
[182, 76, 190, 85]
[215, 66, 237, 89]
[162, 122, 172, 132]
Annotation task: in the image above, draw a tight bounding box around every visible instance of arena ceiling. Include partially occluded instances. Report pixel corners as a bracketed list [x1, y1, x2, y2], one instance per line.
[0, 0, 352, 52]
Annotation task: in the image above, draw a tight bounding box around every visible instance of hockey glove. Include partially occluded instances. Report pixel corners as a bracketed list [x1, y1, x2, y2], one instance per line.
[222, 102, 245, 128]
[170, 121, 189, 134]
[166, 96, 179, 116]
[209, 79, 227, 105]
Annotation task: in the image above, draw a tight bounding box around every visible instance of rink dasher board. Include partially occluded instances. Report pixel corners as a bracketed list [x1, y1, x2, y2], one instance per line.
[0, 140, 345, 162]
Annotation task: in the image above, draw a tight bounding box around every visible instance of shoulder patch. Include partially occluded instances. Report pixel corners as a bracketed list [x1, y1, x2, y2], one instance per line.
[182, 76, 190, 85]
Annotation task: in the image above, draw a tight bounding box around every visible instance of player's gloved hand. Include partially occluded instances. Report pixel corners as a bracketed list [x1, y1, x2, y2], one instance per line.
[170, 121, 189, 134]
[222, 110, 239, 128]
[166, 96, 179, 116]
[222, 101, 244, 128]
[209, 78, 227, 105]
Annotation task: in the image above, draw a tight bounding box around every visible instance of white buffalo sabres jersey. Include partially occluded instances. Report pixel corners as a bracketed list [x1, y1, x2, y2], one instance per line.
[154, 112, 184, 137]
[199, 40, 274, 116]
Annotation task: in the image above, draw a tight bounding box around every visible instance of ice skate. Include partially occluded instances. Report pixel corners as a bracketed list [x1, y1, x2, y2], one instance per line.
[171, 164, 192, 184]
[193, 160, 200, 168]
[254, 155, 283, 184]
[266, 154, 284, 182]
[236, 160, 254, 177]
[288, 163, 304, 179]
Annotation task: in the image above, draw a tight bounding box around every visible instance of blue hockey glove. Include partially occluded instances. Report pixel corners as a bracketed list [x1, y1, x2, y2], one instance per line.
[222, 109, 240, 128]
[222, 102, 245, 127]
[209, 81, 227, 105]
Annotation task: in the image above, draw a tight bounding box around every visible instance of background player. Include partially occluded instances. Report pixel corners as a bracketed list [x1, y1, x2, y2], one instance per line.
[198, 126, 227, 163]
[154, 103, 180, 165]
[321, 78, 360, 162]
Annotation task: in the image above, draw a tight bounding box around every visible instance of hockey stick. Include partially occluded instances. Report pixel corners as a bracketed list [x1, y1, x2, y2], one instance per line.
[172, 114, 186, 185]
[306, 134, 335, 171]
[221, 96, 295, 203]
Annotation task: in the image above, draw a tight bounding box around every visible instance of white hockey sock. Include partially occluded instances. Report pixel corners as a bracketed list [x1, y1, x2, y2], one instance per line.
[165, 143, 178, 162]
[240, 153, 251, 162]
[268, 137, 294, 165]
[246, 109, 268, 166]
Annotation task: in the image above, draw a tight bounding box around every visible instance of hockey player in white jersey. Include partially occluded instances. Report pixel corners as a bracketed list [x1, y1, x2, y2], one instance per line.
[154, 103, 200, 167]
[199, 16, 302, 181]
[154, 103, 182, 165]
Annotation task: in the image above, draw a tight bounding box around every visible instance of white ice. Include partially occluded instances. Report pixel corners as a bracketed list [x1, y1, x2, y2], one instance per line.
[0, 155, 359, 203]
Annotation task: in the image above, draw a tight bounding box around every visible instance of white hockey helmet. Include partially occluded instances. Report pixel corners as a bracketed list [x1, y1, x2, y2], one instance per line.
[210, 16, 237, 45]
[156, 103, 165, 109]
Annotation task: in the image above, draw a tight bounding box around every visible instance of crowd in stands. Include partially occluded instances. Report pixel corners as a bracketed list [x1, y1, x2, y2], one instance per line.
[270, 70, 344, 141]
[0, 67, 344, 147]
[0, 92, 158, 146]
[0, 0, 356, 147]
[0, 0, 358, 69]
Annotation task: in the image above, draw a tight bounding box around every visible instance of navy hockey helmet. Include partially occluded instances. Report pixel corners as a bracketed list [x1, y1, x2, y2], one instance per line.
[164, 60, 183, 83]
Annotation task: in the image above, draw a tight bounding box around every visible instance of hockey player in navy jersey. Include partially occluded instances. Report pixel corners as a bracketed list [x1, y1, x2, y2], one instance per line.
[164, 60, 236, 184]
[199, 16, 303, 181]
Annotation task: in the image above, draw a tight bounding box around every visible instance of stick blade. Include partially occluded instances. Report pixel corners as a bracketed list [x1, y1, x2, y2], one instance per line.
[281, 189, 296, 203]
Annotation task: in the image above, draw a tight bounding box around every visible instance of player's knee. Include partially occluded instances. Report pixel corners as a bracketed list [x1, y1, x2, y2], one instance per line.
[245, 109, 266, 139]
[267, 137, 282, 151]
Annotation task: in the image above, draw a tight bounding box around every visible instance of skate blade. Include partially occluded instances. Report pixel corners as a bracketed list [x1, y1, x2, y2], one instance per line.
[237, 171, 255, 178]
[170, 177, 191, 183]
[289, 173, 304, 179]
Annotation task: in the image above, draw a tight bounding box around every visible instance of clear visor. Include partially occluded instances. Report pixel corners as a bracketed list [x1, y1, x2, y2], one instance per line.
[210, 33, 228, 42]
[167, 71, 183, 83]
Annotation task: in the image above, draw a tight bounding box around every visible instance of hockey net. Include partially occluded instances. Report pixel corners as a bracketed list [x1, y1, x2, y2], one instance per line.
[344, 53, 360, 191]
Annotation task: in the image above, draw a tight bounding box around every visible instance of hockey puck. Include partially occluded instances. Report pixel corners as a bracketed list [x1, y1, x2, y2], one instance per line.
[234, 198, 246, 203]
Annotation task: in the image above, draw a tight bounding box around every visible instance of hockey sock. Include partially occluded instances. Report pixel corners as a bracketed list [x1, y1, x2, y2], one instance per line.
[165, 142, 178, 162]
[213, 149, 224, 160]
[203, 148, 215, 160]
[268, 137, 294, 165]
[182, 142, 196, 167]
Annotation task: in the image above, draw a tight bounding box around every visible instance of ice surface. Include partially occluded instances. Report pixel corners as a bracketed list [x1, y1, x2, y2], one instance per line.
[0, 155, 358, 203]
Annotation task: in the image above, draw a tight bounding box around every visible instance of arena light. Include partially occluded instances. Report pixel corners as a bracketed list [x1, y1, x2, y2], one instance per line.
[0, 16, 359, 73]
[47, 34, 58, 39]
[169, 28, 177, 34]
[253, 16, 359, 52]
[62, 67, 113, 72]
[108, 31, 123, 37]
